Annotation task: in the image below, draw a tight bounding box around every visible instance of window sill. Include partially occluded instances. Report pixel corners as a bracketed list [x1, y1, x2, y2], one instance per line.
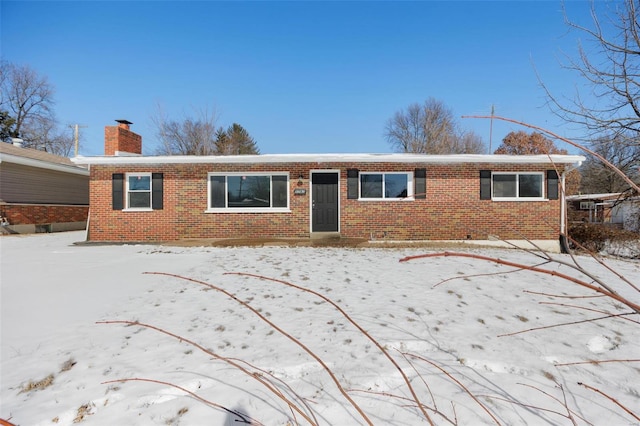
[122, 208, 153, 212]
[491, 198, 547, 202]
[358, 197, 415, 202]
[205, 208, 291, 213]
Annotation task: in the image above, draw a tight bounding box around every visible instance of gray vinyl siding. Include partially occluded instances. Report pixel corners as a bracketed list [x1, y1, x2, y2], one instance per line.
[0, 162, 89, 205]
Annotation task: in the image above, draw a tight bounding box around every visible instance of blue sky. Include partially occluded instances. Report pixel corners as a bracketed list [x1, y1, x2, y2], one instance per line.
[1, 1, 603, 156]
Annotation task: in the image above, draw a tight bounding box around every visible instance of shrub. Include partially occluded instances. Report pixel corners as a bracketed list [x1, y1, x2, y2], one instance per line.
[569, 222, 640, 257]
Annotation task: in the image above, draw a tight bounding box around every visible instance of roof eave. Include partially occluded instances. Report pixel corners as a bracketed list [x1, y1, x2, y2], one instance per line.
[1, 153, 90, 176]
[72, 153, 587, 166]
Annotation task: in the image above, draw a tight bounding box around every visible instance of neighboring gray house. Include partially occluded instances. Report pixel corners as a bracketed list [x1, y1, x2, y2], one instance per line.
[567, 192, 640, 233]
[0, 141, 89, 233]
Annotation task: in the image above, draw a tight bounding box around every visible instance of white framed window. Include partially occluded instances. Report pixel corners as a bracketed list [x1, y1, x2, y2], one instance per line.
[580, 201, 595, 210]
[492, 172, 544, 200]
[207, 172, 290, 212]
[359, 172, 412, 200]
[126, 173, 153, 210]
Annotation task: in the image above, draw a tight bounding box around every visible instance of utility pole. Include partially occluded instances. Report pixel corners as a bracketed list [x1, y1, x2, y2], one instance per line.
[489, 104, 494, 154]
[70, 124, 87, 156]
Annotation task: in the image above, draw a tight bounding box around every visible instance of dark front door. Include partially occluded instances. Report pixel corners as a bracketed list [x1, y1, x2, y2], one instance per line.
[312, 172, 339, 232]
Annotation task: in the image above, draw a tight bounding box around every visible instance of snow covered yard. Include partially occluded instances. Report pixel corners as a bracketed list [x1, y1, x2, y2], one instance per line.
[1, 231, 638, 425]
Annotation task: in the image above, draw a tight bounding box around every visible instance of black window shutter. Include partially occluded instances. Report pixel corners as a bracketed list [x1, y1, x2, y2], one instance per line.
[480, 170, 491, 200]
[210, 175, 226, 208]
[547, 170, 559, 200]
[112, 173, 124, 210]
[347, 169, 359, 199]
[415, 168, 426, 199]
[152, 173, 164, 210]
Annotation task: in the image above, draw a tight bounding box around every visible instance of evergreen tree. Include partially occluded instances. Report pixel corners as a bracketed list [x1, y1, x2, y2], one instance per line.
[0, 110, 16, 141]
[215, 123, 259, 155]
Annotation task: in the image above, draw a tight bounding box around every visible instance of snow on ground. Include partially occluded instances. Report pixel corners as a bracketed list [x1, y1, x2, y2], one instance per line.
[1, 231, 639, 425]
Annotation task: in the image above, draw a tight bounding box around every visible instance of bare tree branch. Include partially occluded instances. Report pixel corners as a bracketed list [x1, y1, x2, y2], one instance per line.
[463, 114, 640, 195]
[151, 103, 219, 155]
[541, 1, 640, 139]
[0, 62, 54, 138]
[385, 98, 485, 154]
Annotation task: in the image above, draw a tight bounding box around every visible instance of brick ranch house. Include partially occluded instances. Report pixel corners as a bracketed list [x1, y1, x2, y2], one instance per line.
[0, 141, 89, 234]
[73, 121, 585, 252]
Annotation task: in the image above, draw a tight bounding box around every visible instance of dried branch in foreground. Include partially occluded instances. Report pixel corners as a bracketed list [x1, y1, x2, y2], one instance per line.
[98, 320, 317, 425]
[143, 271, 373, 425]
[462, 114, 640, 194]
[403, 352, 501, 425]
[497, 313, 635, 337]
[102, 378, 263, 425]
[399, 252, 640, 314]
[556, 359, 640, 367]
[537, 302, 640, 325]
[224, 271, 437, 425]
[578, 382, 640, 422]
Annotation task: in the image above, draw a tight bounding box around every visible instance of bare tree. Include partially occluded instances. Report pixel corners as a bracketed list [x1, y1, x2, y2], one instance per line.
[20, 116, 74, 156]
[580, 133, 640, 194]
[0, 61, 55, 139]
[0, 61, 78, 155]
[151, 105, 219, 155]
[385, 98, 485, 154]
[151, 105, 260, 156]
[543, 0, 640, 140]
[0, 61, 8, 108]
[457, 131, 486, 154]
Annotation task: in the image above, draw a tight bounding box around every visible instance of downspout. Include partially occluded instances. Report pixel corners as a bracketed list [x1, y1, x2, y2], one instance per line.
[559, 160, 583, 253]
[84, 164, 91, 242]
[560, 172, 567, 235]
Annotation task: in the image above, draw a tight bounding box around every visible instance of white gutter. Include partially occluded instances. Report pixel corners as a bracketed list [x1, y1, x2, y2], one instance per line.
[72, 153, 587, 166]
[0, 153, 90, 176]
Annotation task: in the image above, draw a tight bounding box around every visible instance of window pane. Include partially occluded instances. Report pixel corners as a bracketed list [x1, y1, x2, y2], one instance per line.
[519, 174, 542, 197]
[129, 192, 150, 208]
[129, 175, 150, 191]
[210, 176, 226, 208]
[493, 174, 516, 198]
[227, 175, 271, 208]
[272, 175, 288, 208]
[385, 174, 408, 198]
[361, 174, 382, 198]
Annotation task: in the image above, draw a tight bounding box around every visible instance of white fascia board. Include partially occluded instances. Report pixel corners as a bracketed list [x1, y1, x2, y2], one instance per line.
[1, 153, 90, 176]
[72, 153, 586, 166]
[566, 192, 624, 201]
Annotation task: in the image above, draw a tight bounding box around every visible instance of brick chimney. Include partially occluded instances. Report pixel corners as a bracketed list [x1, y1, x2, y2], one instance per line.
[104, 119, 142, 155]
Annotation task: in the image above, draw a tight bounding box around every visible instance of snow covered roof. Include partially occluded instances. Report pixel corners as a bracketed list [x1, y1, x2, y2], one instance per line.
[72, 152, 586, 166]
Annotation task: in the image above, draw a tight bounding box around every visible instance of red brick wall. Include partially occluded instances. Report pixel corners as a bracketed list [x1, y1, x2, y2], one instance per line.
[87, 162, 564, 242]
[1, 203, 89, 225]
[341, 162, 560, 241]
[104, 125, 142, 155]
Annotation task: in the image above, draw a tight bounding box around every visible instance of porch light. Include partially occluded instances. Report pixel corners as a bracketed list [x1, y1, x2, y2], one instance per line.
[298, 173, 304, 186]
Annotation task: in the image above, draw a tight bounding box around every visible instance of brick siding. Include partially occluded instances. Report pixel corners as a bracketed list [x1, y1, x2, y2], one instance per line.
[1, 203, 89, 225]
[86, 161, 565, 243]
